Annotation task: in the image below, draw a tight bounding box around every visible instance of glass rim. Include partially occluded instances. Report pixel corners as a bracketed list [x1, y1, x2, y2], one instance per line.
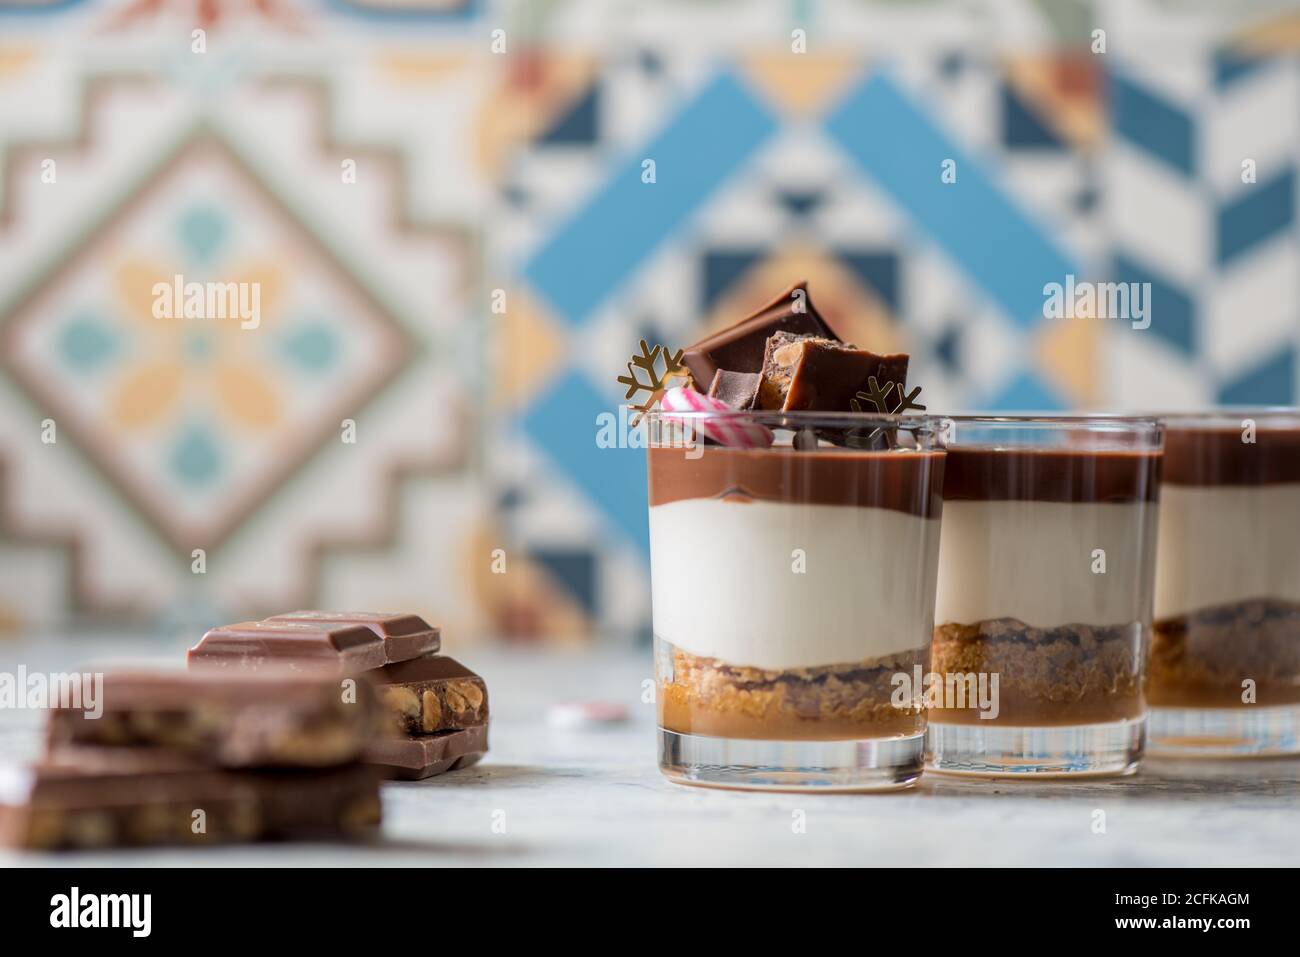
[942, 414, 1162, 431]
[1151, 407, 1300, 427]
[641, 409, 950, 428]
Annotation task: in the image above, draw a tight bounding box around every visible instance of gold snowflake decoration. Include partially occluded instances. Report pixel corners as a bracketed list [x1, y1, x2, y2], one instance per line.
[617, 339, 692, 419]
[850, 376, 926, 414]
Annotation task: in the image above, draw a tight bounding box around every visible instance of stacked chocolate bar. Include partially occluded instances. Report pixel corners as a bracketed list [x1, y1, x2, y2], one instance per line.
[681, 280, 910, 413]
[189, 612, 489, 780]
[1, 670, 383, 850]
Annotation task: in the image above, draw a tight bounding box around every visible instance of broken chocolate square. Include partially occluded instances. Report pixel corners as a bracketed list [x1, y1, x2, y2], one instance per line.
[681, 280, 836, 386]
[707, 369, 763, 410]
[758, 332, 909, 412]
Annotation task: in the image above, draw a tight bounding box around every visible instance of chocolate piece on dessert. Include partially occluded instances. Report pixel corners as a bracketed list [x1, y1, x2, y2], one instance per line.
[681, 281, 836, 386]
[373, 655, 489, 734]
[706, 369, 762, 410]
[792, 427, 819, 450]
[365, 724, 489, 780]
[0, 749, 380, 850]
[45, 670, 377, 768]
[929, 618, 1144, 727]
[757, 331, 909, 413]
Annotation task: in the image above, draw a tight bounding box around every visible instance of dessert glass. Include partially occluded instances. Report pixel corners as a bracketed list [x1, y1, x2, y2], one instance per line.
[645, 410, 947, 791]
[1148, 410, 1300, 756]
[927, 416, 1162, 776]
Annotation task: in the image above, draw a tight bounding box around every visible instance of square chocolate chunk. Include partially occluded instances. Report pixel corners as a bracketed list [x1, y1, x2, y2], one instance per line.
[759, 332, 909, 413]
[706, 369, 763, 410]
[681, 280, 836, 386]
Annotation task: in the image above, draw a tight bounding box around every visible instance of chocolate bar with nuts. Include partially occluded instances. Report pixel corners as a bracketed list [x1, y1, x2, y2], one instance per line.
[0, 748, 380, 850]
[366, 724, 489, 781]
[265, 611, 440, 662]
[188, 620, 388, 673]
[759, 332, 909, 412]
[188, 612, 439, 673]
[682, 280, 837, 387]
[373, 655, 488, 735]
[46, 670, 377, 768]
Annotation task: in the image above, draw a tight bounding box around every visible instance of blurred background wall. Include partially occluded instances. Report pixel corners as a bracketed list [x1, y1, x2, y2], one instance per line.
[0, 0, 1297, 645]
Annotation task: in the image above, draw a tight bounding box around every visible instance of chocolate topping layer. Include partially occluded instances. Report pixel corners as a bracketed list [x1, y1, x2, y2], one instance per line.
[647, 445, 944, 516]
[943, 448, 1161, 503]
[1163, 425, 1300, 486]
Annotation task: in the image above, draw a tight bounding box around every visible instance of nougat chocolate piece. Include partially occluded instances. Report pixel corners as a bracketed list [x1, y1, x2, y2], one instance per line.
[706, 369, 763, 410]
[188, 620, 389, 673]
[1, 749, 381, 850]
[758, 332, 909, 413]
[365, 725, 489, 781]
[372, 655, 488, 735]
[188, 612, 440, 673]
[265, 612, 440, 662]
[45, 670, 377, 768]
[682, 280, 837, 386]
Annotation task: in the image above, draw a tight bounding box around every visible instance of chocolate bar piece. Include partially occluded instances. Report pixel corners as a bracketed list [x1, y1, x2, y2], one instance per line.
[265, 612, 440, 662]
[366, 724, 489, 781]
[188, 620, 387, 673]
[759, 332, 909, 412]
[46, 670, 376, 768]
[0, 749, 380, 850]
[188, 612, 439, 672]
[682, 281, 837, 386]
[373, 656, 488, 735]
[707, 369, 763, 411]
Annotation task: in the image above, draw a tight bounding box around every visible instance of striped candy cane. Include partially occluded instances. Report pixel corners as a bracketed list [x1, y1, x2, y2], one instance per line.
[658, 386, 773, 449]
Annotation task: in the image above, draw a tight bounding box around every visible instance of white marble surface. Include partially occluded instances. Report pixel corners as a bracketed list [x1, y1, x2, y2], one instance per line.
[1, 634, 1297, 867]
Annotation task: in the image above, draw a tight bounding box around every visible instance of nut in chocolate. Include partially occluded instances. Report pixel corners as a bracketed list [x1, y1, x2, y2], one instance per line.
[890, 665, 1001, 720]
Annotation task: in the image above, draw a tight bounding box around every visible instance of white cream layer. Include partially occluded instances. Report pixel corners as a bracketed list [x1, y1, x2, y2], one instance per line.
[649, 498, 940, 671]
[1155, 483, 1300, 620]
[935, 500, 1157, 629]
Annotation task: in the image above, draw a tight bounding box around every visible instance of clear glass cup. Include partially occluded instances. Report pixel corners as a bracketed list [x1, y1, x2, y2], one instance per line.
[1148, 409, 1300, 756]
[926, 416, 1162, 776]
[644, 410, 948, 791]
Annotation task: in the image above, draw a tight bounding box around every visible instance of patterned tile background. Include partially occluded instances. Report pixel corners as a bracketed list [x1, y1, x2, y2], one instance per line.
[0, 0, 1297, 646]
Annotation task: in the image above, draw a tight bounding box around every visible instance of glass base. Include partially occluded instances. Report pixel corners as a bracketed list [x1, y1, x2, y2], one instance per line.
[1148, 705, 1300, 757]
[925, 716, 1146, 777]
[657, 727, 925, 792]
